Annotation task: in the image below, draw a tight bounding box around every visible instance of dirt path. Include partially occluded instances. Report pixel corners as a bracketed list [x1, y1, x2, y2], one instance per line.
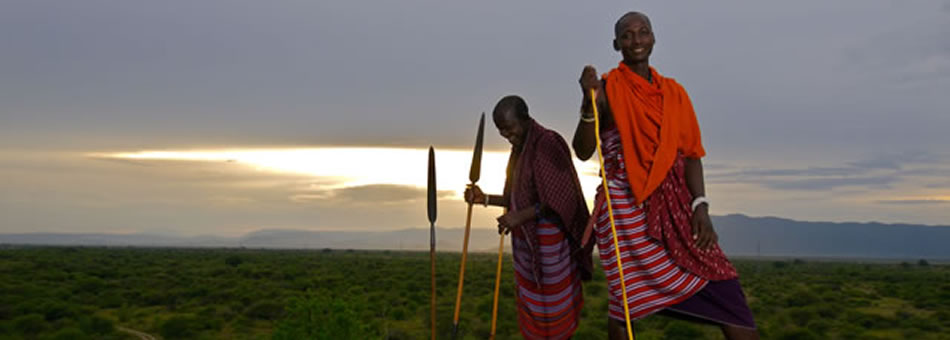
[117, 326, 158, 340]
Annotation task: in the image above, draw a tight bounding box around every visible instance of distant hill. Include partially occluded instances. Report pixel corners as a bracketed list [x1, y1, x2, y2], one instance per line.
[712, 214, 950, 259]
[2, 214, 949, 260]
[0, 233, 234, 248]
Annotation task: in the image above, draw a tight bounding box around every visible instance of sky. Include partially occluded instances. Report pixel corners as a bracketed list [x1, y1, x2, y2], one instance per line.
[1, 0, 948, 235]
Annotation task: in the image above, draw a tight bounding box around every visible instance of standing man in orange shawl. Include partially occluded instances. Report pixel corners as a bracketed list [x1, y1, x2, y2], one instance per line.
[573, 12, 759, 340]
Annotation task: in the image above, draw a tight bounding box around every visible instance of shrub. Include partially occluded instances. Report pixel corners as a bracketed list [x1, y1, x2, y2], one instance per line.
[662, 321, 704, 340]
[845, 311, 894, 329]
[159, 315, 201, 339]
[98, 292, 124, 308]
[245, 300, 285, 320]
[389, 306, 408, 321]
[37, 300, 75, 321]
[785, 287, 820, 308]
[805, 319, 832, 336]
[12, 313, 46, 335]
[776, 327, 820, 340]
[225, 256, 243, 267]
[272, 292, 368, 340]
[586, 282, 605, 295]
[79, 315, 114, 335]
[76, 276, 105, 292]
[48, 327, 90, 340]
[786, 307, 818, 325]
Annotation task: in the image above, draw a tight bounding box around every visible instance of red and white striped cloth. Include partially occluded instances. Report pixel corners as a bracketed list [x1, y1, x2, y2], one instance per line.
[511, 218, 583, 339]
[594, 128, 707, 321]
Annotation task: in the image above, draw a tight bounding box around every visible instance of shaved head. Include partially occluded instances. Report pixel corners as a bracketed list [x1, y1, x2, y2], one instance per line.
[614, 11, 652, 37]
[492, 95, 530, 122]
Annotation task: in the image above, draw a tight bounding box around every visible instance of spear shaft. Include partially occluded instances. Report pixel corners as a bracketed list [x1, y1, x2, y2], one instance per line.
[452, 113, 485, 338]
[427, 146, 438, 340]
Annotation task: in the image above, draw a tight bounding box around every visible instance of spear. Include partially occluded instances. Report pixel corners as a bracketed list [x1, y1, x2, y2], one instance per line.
[427, 146, 438, 340]
[452, 113, 485, 338]
[591, 89, 635, 339]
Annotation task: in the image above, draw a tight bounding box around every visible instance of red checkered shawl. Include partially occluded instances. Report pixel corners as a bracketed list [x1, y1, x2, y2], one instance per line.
[644, 155, 738, 281]
[504, 120, 593, 284]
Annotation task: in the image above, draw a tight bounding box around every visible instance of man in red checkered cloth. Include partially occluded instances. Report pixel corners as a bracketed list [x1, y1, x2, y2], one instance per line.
[466, 95, 593, 339]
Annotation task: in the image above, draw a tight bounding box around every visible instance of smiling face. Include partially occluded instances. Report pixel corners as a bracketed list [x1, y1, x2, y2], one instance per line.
[493, 110, 527, 148]
[491, 95, 531, 149]
[613, 12, 655, 65]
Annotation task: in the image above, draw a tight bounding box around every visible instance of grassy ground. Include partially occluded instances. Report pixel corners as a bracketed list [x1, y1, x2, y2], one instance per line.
[1, 247, 948, 339]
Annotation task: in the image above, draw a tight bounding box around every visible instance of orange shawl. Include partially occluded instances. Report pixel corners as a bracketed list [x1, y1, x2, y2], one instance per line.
[605, 62, 705, 204]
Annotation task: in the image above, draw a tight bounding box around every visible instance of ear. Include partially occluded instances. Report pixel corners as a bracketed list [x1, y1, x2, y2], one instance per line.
[612, 39, 620, 52]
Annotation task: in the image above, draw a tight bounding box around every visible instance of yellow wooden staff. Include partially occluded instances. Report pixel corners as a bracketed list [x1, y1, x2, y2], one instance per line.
[591, 89, 635, 339]
[488, 208, 506, 340]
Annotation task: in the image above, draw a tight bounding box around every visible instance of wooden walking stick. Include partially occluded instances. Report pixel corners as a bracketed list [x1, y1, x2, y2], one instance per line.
[591, 89, 635, 339]
[427, 146, 438, 340]
[489, 208, 506, 340]
[453, 113, 485, 338]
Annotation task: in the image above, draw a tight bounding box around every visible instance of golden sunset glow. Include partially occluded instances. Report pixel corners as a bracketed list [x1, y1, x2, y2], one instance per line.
[95, 147, 604, 200]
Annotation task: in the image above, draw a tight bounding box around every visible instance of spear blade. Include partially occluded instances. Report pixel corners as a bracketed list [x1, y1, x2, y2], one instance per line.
[468, 113, 485, 184]
[428, 146, 438, 224]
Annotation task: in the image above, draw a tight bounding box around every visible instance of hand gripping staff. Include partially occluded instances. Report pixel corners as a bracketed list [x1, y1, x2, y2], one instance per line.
[591, 89, 635, 340]
[427, 146, 438, 340]
[452, 113, 485, 338]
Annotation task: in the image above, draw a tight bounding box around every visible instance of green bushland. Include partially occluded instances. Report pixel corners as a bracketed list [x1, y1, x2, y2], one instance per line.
[0, 247, 947, 339]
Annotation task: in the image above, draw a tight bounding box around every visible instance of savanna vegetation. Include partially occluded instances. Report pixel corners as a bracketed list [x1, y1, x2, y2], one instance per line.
[0, 247, 948, 339]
